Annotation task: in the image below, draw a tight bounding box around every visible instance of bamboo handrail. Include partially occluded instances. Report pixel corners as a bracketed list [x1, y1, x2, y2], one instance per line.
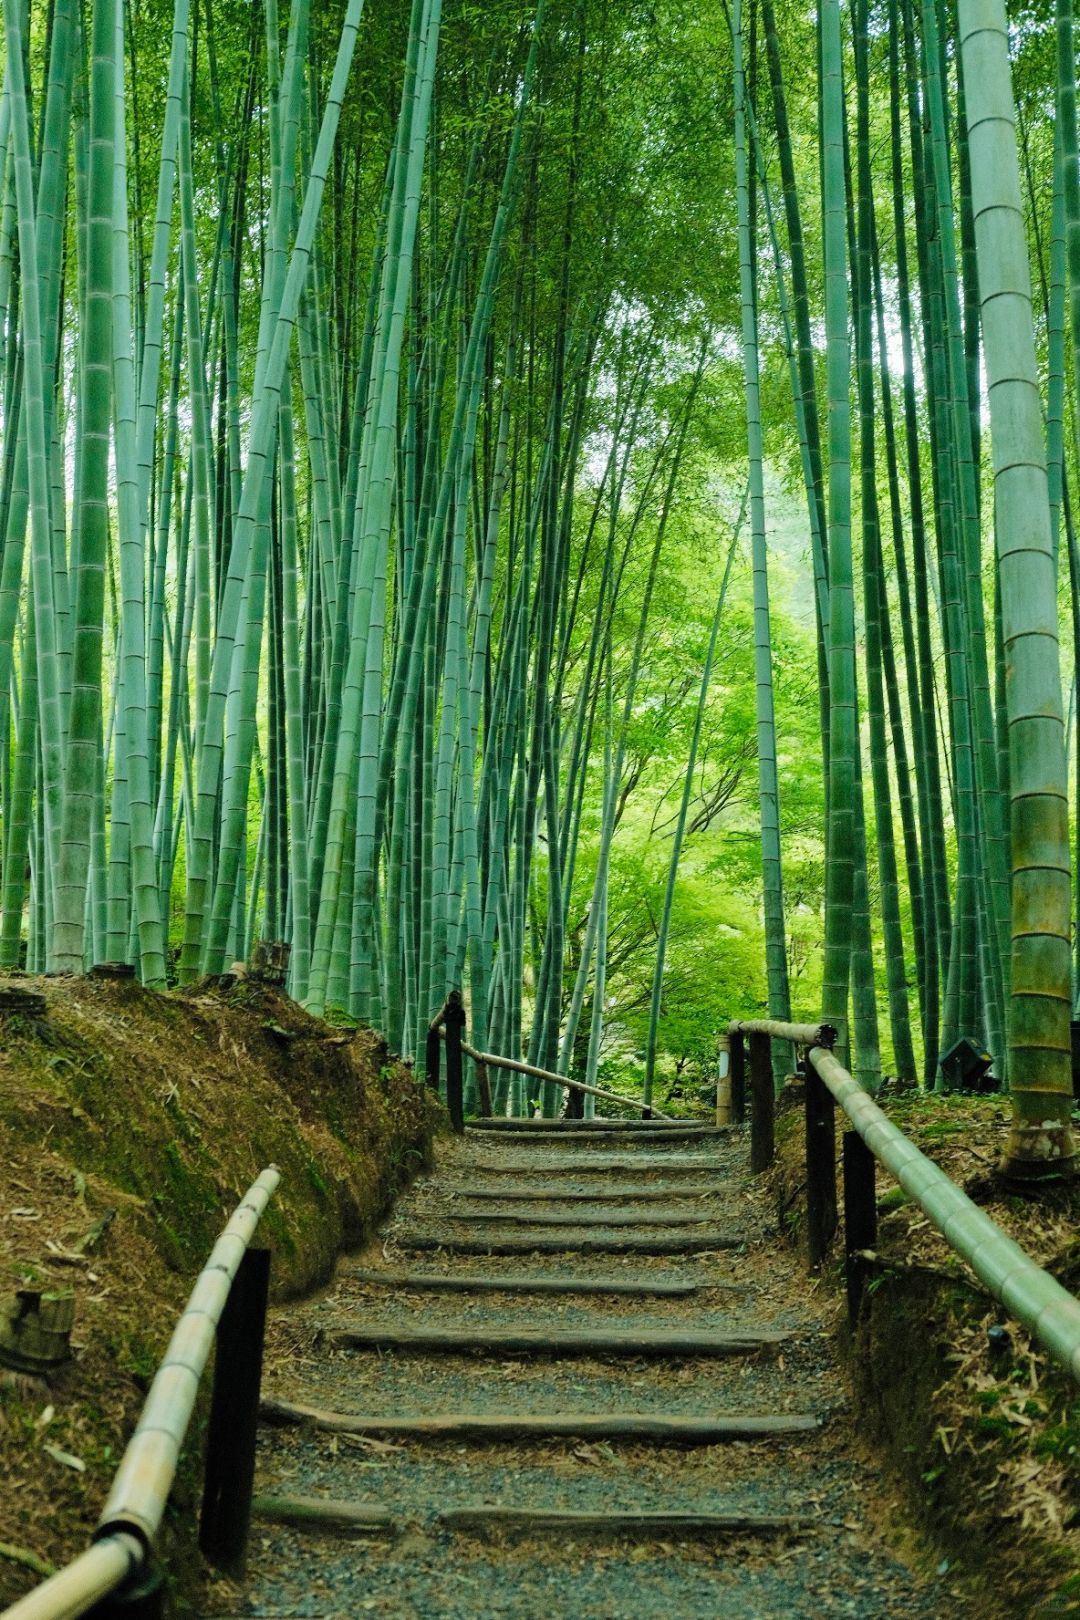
[808, 1045, 1080, 1386]
[0, 1537, 143, 1620]
[3, 1167, 281, 1620]
[727, 1018, 837, 1048]
[449, 1035, 674, 1121]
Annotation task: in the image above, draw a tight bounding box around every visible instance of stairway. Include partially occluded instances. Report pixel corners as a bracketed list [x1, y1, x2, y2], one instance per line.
[211, 1119, 959, 1618]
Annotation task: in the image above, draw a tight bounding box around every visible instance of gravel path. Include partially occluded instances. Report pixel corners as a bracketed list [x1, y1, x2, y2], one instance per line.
[203, 1123, 986, 1619]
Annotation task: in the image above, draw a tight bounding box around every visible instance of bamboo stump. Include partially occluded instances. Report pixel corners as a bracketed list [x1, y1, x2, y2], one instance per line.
[0, 1289, 75, 1373]
[89, 962, 136, 980]
[249, 941, 292, 987]
[0, 985, 47, 1019]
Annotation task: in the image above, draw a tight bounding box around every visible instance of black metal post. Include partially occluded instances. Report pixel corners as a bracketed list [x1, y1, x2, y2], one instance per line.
[444, 990, 466, 1133]
[843, 1130, 877, 1328]
[804, 1058, 837, 1268]
[748, 1032, 775, 1173]
[199, 1246, 271, 1575]
[730, 1032, 746, 1124]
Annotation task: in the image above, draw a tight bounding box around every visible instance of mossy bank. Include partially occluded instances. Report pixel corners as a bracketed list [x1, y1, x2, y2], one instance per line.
[772, 1088, 1080, 1618]
[0, 970, 438, 1609]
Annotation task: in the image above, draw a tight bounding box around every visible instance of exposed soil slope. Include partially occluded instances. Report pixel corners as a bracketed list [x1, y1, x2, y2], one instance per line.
[772, 1086, 1080, 1615]
[0, 971, 436, 1608]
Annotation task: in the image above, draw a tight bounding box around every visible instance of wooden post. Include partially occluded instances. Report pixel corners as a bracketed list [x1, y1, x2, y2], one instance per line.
[804, 1058, 837, 1268]
[476, 1059, 494, 1118]
[842, 1131, 876, 1328]
[730, 1032, 746, 1124]
[425, 1021, 442, 1096]
[199, 1247, 271, 1575]
[748, 1032, 775, 1173]
[444, 990, 466, 1134]
[564, 1082, 585, 1119]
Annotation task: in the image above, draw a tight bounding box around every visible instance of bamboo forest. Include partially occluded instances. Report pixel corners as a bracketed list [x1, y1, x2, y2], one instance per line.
[9, 0, 1080, 1613]
[0, 0, 1074, 1129]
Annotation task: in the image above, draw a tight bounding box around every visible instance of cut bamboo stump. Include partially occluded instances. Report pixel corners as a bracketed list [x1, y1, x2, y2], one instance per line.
[250, 1495, 395, 1535]
[0, 985, 48, 1018]
[0, 1289, 75, 1372]
[248, 939, 291, 986]
[324, 1324, 783, 1357]
[397, 1231, 742, 1257]
[437, 1506, 806, 1538]
[260, 1396, 820, 1444]
[343, 1268, 705, 1297]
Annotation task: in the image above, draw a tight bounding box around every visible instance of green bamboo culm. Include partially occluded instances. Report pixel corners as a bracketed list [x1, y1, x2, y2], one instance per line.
[819, 0, 856, 1063]
[643, 505, 742, 1103]
[51, 0, 119, 971]
[957, 0, 1076, 1176]
[733, 0, 790, 1087]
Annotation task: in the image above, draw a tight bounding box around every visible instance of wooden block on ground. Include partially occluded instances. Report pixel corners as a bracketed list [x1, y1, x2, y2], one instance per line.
[250, 1495, 396, 1535]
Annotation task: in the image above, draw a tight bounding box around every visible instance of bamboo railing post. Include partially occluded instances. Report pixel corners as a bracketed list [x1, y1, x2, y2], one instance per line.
[5, 1173, 279, 1620]
[716, 1033, 732, 1125]
[804, 1056, 837, 1267]
[444, 990, 466, 1134]
[748, 1032, 775, 1172]
[199, 1246, 271, 1574]
[730, 1031, 746, 1123]
[842, 1131, 876, 1328]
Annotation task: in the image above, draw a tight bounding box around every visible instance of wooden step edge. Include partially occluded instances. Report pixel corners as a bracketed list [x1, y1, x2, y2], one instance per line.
[461, 1135, 724, 1147]
[449, 1186, 725, 1202]
[464, 1123, 722, 1132]
[260, 1396, 822, 1443]
[435, 1210, 724, 1228]
[396, 1233, 743, 1256]
[250, 1494, 396, 1535]
[465, 1123, 724, 1138]
[342, 1267, 706, 1297]
[437, 1506, 808, 1537]
[447, 1158, 725, 1174]
[322, 1325, 785, 1357]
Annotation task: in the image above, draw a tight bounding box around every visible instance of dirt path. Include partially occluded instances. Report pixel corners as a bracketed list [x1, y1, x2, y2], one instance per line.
[204, 1122, 985, 1619]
